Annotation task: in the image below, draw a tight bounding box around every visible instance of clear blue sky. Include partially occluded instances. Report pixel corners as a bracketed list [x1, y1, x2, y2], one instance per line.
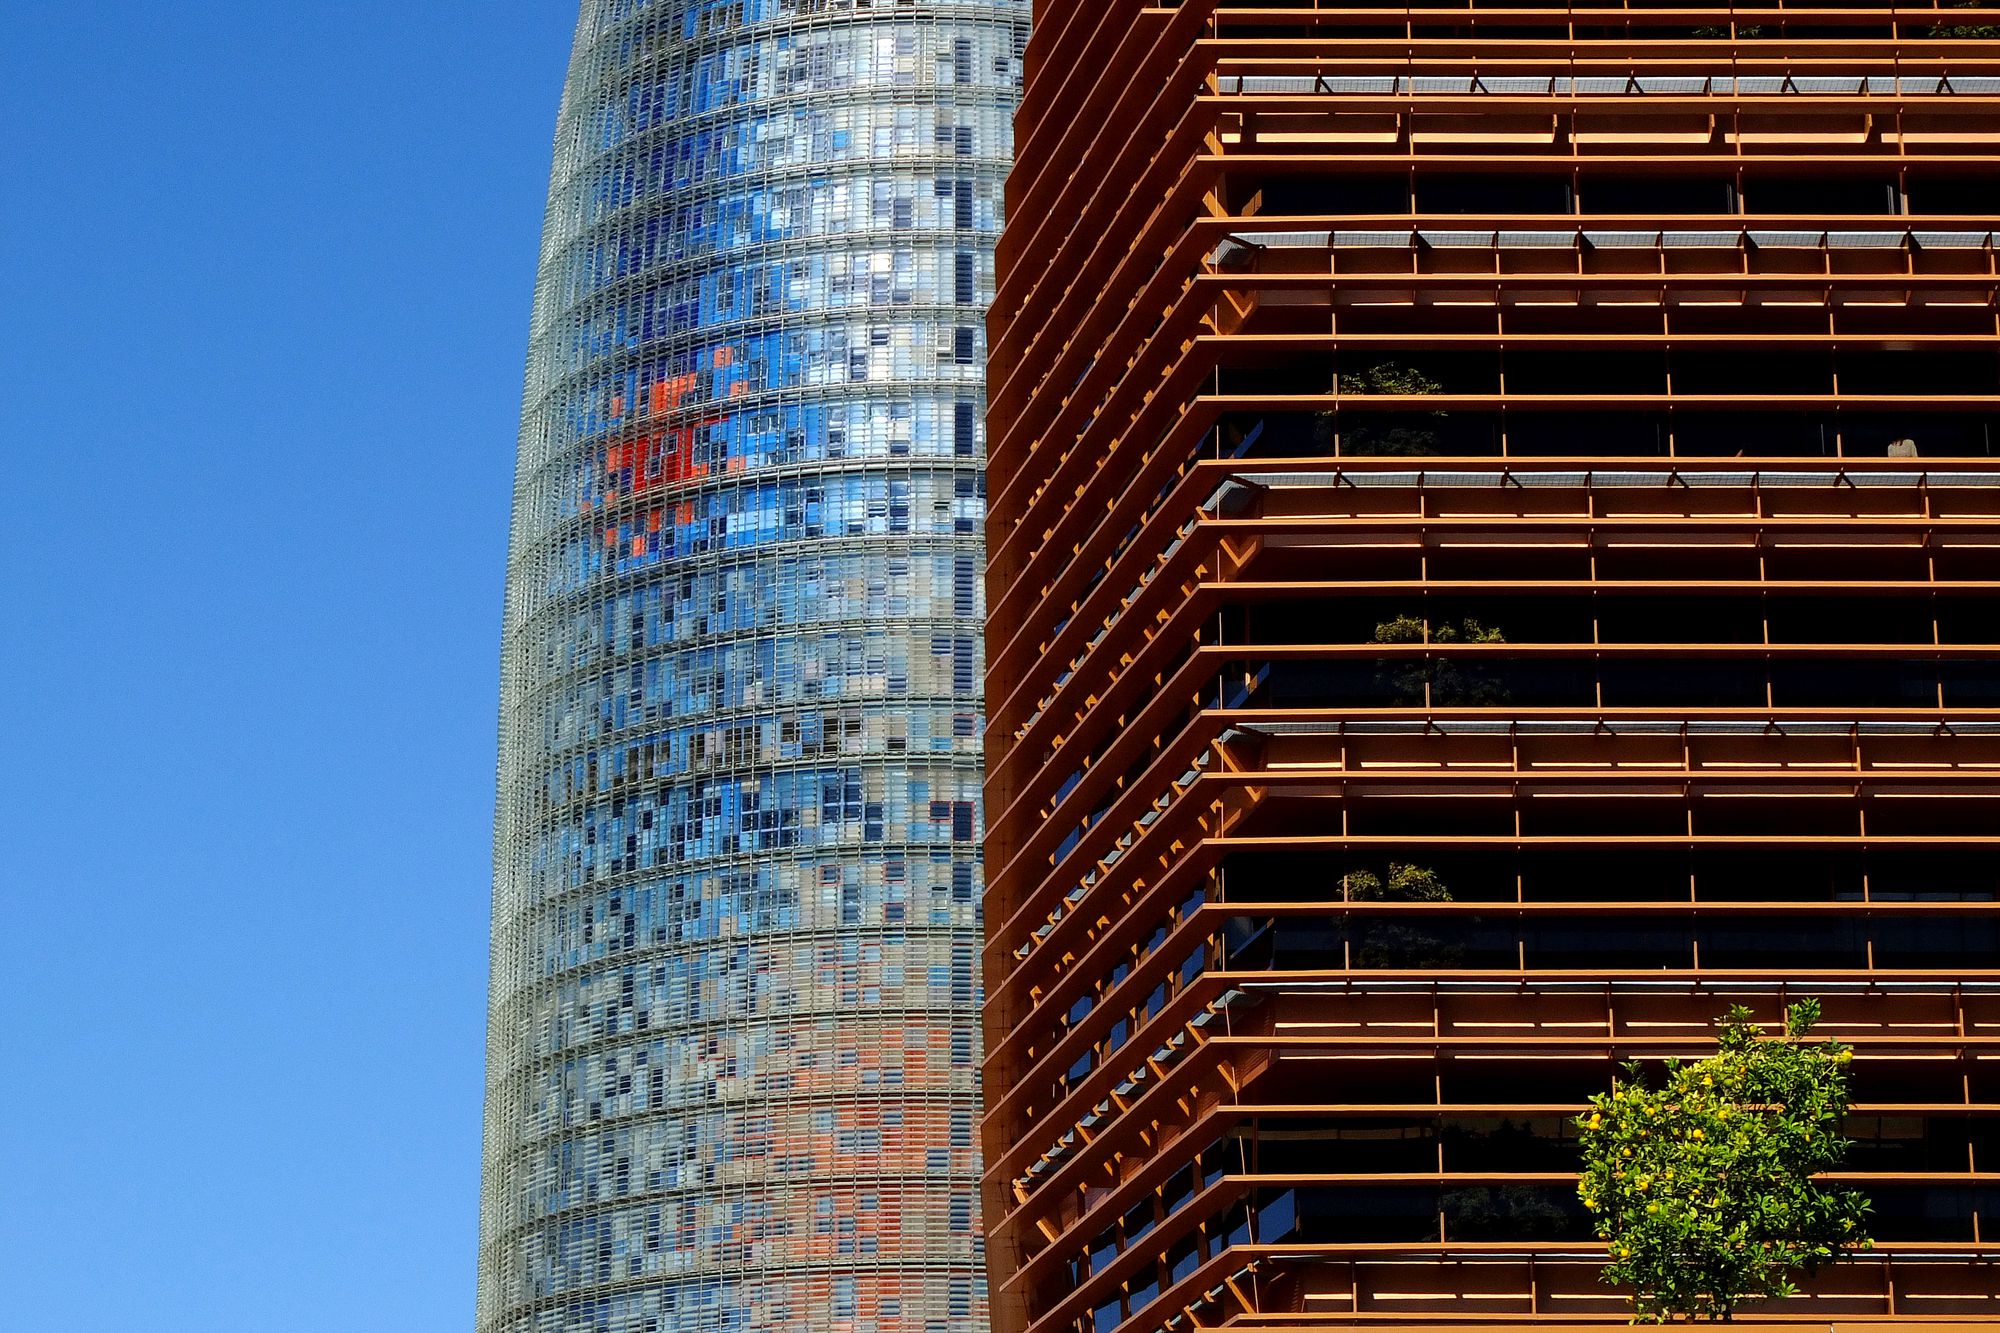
[2, 5, 576, 1328]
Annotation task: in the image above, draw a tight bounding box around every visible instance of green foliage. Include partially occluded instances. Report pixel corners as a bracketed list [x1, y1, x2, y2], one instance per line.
[1341, 863, 1458, 968]
[1372, 615, 1506, 646]
[1692, 23, 1767, 36]
[1371, 616, 1510, 706]
[1340, 862, 1453, 902]
[1321, 361, 1446, 455]
[1576, 1001, 1873, 1323]
[1370, 614, 1428, 646]
[1930, 1, 2000, 37]
[1344, 362, 1444, 396]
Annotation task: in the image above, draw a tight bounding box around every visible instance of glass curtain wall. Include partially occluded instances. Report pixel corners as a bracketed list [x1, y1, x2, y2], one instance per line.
[477, 4, 1025, 1331]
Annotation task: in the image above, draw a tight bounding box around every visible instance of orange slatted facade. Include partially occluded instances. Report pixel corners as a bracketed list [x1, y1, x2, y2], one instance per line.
[981, 3, 2000, 1331]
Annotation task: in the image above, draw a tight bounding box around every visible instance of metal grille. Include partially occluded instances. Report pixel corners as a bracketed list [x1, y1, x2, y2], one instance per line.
[478, 4, 1025, 1331]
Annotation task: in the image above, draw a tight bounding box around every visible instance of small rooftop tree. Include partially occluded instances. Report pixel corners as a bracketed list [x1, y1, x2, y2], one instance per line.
[1576, 1000, 1872, 1322]
[1930, 0, 2000, 37]
[1320, 361, 1446, 455]
[1341, 862, 1459, 968]
[1371, 615, 1509, 706]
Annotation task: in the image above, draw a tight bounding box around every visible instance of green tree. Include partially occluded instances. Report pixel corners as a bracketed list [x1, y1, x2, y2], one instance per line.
[1318, 361, 1446, 455]
[1344, 362, 1444, 397]
[1341, 862, 1460, 967]
[1371, 615, 1510, 706]
[1341, 862, 1453, 903]
[1576, 1000, 1872, 1322]
[1930, 1, 2000, 38]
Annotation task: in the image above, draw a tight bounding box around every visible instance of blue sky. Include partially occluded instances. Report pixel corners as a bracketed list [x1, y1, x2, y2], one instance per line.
[2, 5, 576, 1328]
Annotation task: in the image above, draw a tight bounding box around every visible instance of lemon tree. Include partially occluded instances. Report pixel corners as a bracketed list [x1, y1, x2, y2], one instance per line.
[1576, 1000, 1872, 1322]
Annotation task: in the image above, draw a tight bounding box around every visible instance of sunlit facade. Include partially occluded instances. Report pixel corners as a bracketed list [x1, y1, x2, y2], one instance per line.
[478, 4, 1025, 1331]
[984, 2, 2000, 1331]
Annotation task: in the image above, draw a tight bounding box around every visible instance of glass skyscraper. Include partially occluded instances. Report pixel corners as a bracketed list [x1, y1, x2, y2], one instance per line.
[477, 5, 1023, 1332]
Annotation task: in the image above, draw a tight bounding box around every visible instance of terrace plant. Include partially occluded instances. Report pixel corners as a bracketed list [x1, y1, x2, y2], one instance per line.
[1340, 862, 1460, 968]
[1317, 361, 1447, 455]
[1371, 615, 1510, 706]
[1577, 1000, 1873, 1323]
[1340, 862, 1453, 904]
[1930, 0, 2000, 38]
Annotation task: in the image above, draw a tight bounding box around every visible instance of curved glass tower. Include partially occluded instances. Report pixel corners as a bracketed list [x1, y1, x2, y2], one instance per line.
[478, 5, 1023, 1331]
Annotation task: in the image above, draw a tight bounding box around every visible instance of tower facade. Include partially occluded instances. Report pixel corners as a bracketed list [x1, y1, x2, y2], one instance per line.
[984, 3, 2000, 1331]
[479, 5, 1025, 1331]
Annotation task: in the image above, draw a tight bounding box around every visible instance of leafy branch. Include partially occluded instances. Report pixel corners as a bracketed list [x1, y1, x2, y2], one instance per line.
[1341, 863, 1460, 968]
[1371, 615, 1510, 706]
[1930, 1, 2000, 38]
[1319, 361, 1446, 455]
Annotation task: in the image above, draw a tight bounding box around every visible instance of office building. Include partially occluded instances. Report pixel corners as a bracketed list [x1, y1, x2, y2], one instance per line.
[983, 3, 2000, 1329]
[478, 4, 1026, 1330]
